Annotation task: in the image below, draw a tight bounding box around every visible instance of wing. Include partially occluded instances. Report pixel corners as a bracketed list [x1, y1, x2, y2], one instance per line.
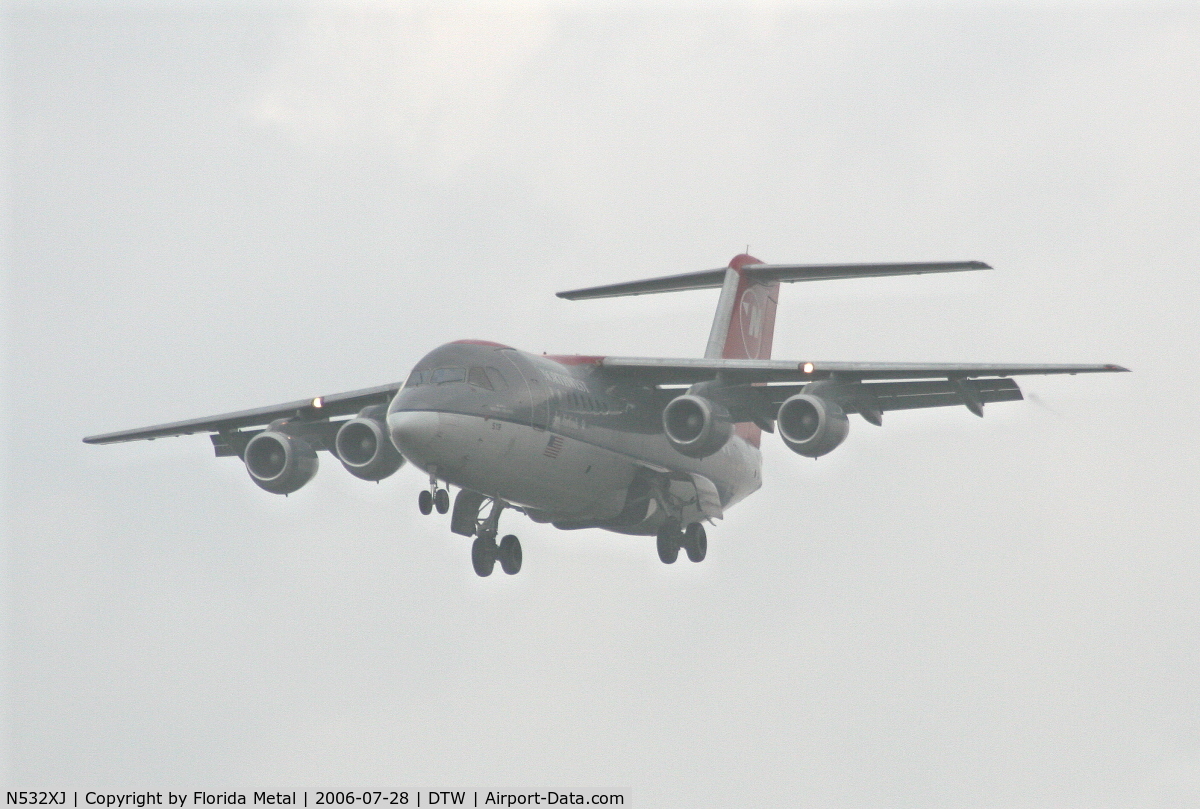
[593, 357, 1128, 422]
[82, 381, 403, 445]
[595, 356, 1129, 384]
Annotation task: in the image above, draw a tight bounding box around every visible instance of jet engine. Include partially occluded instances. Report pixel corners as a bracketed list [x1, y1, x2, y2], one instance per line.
[662, 394, 733, 458]
[244, 424, 319, 494]
[335, 405, 405, 481]
[777, 394, 849, 458]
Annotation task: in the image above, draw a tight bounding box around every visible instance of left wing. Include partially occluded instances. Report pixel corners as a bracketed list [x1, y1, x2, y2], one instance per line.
[593, 357, 1128, 422]
[595, 356, 1129, 385]
[82, 381, 403, 445]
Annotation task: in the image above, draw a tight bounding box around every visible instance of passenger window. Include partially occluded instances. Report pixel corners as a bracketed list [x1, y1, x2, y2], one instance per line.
[484, 367, 509, 392]
[468, 367, 493, 390]
[431, 367, 465, 384]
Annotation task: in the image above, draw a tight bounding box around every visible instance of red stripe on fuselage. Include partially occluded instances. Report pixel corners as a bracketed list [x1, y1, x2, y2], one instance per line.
[543, 355, 605, 366]
[452, 339, 513, 348]
[734, 421, 762, 448]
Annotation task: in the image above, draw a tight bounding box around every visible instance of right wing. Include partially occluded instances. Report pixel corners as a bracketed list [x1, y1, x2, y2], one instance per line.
[82, 381, 403, 445]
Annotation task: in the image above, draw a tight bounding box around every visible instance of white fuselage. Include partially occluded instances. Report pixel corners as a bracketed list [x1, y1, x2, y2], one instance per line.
[386, 342, 762, 532]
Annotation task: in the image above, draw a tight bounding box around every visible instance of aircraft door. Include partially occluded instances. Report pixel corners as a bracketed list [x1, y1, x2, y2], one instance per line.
[526, 370, 551, 432]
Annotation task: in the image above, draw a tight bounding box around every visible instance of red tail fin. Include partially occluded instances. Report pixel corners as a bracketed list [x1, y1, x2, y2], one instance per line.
[710, 255, 779, 449]
[712, 254, 780, 360]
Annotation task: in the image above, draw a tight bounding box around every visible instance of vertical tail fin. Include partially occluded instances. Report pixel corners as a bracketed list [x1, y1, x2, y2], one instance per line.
[704, 254, 780, 360]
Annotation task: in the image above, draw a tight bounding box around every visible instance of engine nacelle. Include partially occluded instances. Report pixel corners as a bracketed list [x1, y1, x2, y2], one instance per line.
[244, 425, 319, 494]
[335, 405, 405, 481]
[777, 394, 849, 458]
[662, 394, 733, 458]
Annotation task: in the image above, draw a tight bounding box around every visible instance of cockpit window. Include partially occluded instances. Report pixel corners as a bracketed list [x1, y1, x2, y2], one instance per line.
[406, 367, 466, 387]
[484, 367, 508, 392]
[467, 367, 492, 390]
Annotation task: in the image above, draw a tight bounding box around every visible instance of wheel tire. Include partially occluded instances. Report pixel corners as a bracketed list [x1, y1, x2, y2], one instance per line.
[471, 536, 496, 577]
[684, 522, 707, 563]
[656, 522, 680, 564]
[499, 535, 523, 575]
[434, 488, 450, 514]
[418, 489, 433, 515]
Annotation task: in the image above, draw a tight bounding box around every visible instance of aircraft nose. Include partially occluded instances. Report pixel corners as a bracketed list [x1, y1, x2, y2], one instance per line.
[387, 410, 440, 460]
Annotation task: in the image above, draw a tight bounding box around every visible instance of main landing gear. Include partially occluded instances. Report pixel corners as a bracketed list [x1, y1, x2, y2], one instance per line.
[472, 533, 523, 578]
[418, 475, 450, 515]
[453, 489, 522, 577]
[656, 520, 707, 564]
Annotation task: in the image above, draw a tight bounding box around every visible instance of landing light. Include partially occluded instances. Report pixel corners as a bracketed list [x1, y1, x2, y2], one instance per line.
[312, 397, 324, 409]
[802, 362, 815, 374]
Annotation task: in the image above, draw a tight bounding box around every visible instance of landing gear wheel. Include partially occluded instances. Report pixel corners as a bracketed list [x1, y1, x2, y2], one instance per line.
[418, 489, 433, 515]
[434, 488, 450, 514]
[656, 522, 681, 564]
[471, 536, 496, 577]
[498, 535, 523, 575]
[684, 522, 707, 563]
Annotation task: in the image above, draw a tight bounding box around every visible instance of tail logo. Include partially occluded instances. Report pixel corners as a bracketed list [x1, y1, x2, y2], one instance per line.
[739, 285, 768, 359]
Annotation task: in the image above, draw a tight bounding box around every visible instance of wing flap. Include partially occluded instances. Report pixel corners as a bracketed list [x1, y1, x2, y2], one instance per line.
[849, 378, 1024, 413]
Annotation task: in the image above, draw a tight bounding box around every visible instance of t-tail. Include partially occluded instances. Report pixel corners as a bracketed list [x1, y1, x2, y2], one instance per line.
[559, 254, 990, 449]
[703, 253, 779, 360]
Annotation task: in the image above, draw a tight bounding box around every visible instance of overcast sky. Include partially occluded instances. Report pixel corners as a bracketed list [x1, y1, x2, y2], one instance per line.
[4, 3, 1198, 805]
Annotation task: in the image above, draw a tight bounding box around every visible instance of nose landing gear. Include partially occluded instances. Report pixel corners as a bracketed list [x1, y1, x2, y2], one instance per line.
[419, 475, 450, 515]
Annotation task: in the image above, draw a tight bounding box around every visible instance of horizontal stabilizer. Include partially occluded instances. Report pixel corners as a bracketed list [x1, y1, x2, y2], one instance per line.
[557, 261, 990, 300]
[743, 260, 989, 284]
[557, 268, 728, 299]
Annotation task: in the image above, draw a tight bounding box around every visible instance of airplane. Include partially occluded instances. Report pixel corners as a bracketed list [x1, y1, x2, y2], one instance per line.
[84, 254, 1127, 576]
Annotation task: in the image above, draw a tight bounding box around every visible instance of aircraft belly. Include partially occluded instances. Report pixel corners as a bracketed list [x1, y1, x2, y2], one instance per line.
[391, 410, 635, 518]
[559, 423, 762, 514]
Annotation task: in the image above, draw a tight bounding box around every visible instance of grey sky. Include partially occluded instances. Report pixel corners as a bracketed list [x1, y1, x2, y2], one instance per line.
[5, 4, 1198, 806]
